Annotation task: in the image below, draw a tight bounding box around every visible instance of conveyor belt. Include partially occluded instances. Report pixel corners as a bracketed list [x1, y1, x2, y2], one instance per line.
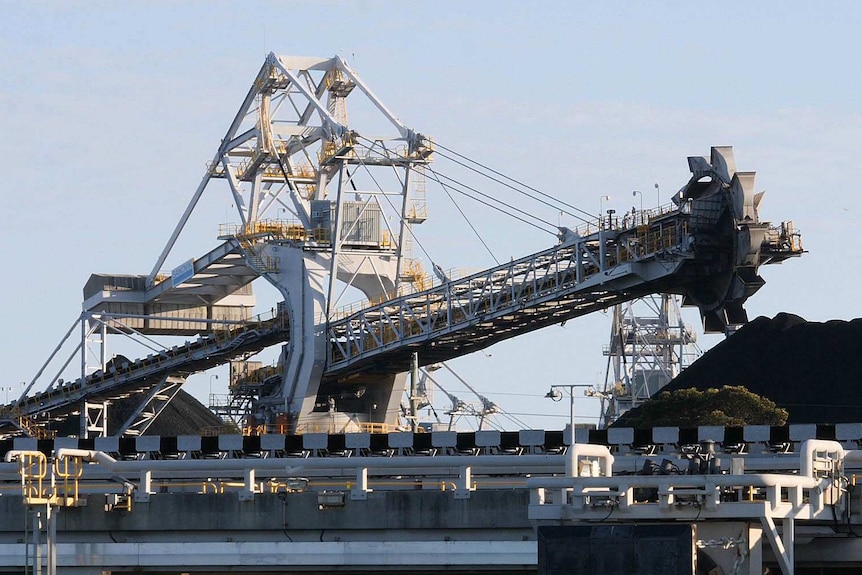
[0, 311, 289, 434]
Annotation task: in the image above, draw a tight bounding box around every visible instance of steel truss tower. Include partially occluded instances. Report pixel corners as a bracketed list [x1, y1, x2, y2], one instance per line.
[71, 53, 434, 435]
[171, 54, 435, 432]
[599, 294, 700, 428]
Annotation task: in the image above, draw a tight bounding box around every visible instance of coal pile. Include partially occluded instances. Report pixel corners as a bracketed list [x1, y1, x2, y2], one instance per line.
[107, 389, 225, 436]
[644, 313, 862, 424]
[53, 389, 224, 437]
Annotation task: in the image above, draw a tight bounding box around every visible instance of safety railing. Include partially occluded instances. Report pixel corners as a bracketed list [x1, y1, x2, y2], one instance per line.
[6, 451, 84, 507]
[219, 219, 331, 244]
[206, 160, 317, 181]
[17, 416, 56, 439]
[16, 451, 47, 503]
[572, 202, 681, 238]
[53, 454, 84, 506]
[230, 365, 280, 391]
[318, 132, 357, 164]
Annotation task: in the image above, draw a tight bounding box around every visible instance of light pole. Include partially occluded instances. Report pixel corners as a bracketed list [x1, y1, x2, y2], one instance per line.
[599, 195, 610, 227]
[545, 384, 594, 447]
[654, 182, 660, 209]
[209, 374, 219, 406]
[632, 190, 643, 213]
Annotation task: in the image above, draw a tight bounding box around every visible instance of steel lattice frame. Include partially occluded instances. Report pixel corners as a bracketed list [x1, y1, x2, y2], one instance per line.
[1, 47, 805, 437]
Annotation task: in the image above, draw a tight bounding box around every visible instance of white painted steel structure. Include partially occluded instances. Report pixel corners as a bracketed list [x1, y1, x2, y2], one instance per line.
[2, 55, 803, 444]
[600, 294, 701, 427]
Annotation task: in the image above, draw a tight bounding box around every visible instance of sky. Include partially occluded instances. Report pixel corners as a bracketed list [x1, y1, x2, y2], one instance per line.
[1, 1, 860, 432]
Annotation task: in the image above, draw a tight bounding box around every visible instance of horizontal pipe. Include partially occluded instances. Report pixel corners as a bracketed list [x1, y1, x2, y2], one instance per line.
[4, 450, 46, 463]
[31, 450, 857, 476]
[56, 449, 562, 475]
[0, 445, 828, 485]
[527, 472, 821, 490]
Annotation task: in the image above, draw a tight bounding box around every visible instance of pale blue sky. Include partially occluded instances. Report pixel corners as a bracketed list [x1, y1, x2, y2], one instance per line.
[2, 2, 860, 429]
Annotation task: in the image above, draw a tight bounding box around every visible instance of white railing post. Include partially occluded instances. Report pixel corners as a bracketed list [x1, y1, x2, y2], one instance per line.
[351, 466, 369, 500]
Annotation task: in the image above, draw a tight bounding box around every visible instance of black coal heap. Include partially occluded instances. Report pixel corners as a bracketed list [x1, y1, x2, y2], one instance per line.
[657, 313, 862, 424]
[53, 389, 224, 437]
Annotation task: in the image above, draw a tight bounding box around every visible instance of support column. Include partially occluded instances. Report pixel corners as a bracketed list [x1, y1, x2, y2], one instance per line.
[34, 509, 42, 575]
[46, 505, 56, 575]
[239, 468, 256, 502]
[782, 517, 795, 571]
[747, 522, 763, 575]
[393, 166, 413, 294]
[409, 352, 419, 432]
[351, 467, 369, 500]
[82, 402, 109, 439]
[454, 466, 473, 499]
[761, 515, 793, 575]
[135, 470, 152, 503]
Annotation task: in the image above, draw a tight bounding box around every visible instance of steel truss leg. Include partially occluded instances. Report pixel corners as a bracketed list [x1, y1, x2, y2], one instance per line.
[82, 401, 109, 439]
[747, 522, 763, 575]
[25, 507, 54, 575]
[760, 515, 794, 575]
[117, 375, 186, 436]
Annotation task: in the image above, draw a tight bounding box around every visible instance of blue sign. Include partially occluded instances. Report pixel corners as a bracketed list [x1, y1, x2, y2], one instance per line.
[171, 259, 195, 286]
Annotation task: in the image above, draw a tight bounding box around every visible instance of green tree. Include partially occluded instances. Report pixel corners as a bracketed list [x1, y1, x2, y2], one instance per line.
[624, 386, 788, 428]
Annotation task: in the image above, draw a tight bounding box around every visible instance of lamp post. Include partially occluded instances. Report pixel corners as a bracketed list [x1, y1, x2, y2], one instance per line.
[654, 182, 660, 209]
[545, 384, 594, 447]
[599, 195, 610, 228]
[209, 374, 219, 407]
[632, 190, 643, 212]
[632, 190, 643, 227]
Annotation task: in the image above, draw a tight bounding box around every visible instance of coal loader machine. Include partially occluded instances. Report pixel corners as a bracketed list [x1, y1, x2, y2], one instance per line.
[0, 54, 844, 575]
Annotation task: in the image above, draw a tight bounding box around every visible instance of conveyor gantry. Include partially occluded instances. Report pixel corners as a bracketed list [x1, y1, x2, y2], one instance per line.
[2, 145, 802, 437]
[325, 195, 802, 379]
[3, 50, 805, 438]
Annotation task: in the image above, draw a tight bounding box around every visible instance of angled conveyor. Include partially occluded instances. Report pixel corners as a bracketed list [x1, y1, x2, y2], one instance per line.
[0, 311, 289, 435]
[324, 195, 802, 380]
